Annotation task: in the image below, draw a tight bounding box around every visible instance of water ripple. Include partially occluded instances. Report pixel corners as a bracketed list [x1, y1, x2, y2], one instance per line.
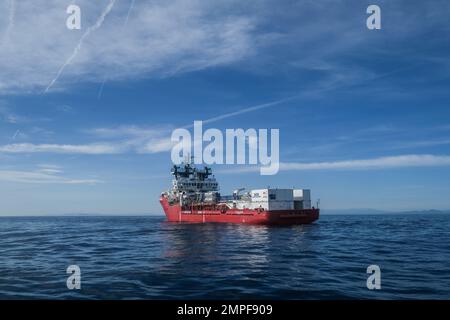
[0, 214, 449, 299]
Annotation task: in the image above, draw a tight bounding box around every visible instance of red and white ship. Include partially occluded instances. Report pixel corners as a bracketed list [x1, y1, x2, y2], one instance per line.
[160, 162, 319, 225]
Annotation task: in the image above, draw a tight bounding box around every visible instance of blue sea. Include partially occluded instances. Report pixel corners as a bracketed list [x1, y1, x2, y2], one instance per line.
[0, 214, 449, 299]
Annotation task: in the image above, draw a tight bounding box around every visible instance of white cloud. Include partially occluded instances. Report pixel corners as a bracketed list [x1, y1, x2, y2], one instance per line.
[0, 166, 102, 184]
[0, 125, 175, 154]
[88, 125, 175, 153]
[37, 164, 62, 169]
[282, 155, 450, 170]
[0, 143, 123, 154]
[391, 139, 450, 149]
[88, 125, 167, 139]
[0, 0, 257, 94]
[1, 1, 447, 95]
[138, 138, 174, 154]
[221, 154, 450, 173]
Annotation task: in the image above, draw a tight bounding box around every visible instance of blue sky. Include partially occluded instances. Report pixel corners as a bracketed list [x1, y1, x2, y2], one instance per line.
[1, 0, 450, 215]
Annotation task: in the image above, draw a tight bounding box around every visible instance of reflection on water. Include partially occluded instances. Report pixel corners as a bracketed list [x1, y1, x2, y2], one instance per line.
[161, 223, 272, 278]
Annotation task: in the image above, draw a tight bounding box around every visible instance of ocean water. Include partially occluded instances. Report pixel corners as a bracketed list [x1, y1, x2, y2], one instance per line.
[0, 214, 449, 300]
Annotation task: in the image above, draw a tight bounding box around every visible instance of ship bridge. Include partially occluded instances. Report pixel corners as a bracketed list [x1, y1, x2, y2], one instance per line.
[171, 163, 218, 193]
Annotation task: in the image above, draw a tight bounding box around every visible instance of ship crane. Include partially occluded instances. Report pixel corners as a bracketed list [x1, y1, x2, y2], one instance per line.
[233, 188, 245, 200]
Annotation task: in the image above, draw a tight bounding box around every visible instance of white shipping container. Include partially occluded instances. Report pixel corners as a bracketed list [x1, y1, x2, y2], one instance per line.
[251, 189, 294, 201]
[250, 189, 294, 210]
[293, 189, 304, 200]
[269, 189, 293, 201]
[293, 189, 311, 201]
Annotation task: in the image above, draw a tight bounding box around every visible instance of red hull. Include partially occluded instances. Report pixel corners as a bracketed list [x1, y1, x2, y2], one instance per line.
[160, 197, 319, 225]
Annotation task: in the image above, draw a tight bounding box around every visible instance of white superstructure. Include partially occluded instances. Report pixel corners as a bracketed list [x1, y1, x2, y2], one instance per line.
[164, 161, 315, 211]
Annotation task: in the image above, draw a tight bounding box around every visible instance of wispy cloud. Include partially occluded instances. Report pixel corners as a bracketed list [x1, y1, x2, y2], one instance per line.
[124, 0, 135, 27]
[0, 143, 122, 154]
[0, 105, 51, 124]
[1, 0, 15, 45]
[0, 96, 296, 154]
[221, 154, 450, 173]
[1, 0, 257, 94]
[0, 165, 102, 184]
[88, 125, 175, 153]
[390, 139, 450, 150]
[1, 1, 448, 95]
[88, 125, 167, 138]
[56, 105, 73, 113]
[0, 125, 175, 155]
[282, 155, 450, 170]
[0, 105, 27, 124]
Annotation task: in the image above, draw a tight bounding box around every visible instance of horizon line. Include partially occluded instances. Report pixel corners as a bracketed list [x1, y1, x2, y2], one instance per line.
[1, 209, 449, 217]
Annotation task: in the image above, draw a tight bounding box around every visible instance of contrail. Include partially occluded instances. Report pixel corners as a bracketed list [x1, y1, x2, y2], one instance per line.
[196, 63, 424, 126]
[44, 0, 116, 93]
[2, 0, 15, 45]
[97, 0, 135, 99]
[179, 96, 298, 129]
[124, 0, 136, 26]
[200, 96, 299, 126]
[12, 129, 20, 140]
